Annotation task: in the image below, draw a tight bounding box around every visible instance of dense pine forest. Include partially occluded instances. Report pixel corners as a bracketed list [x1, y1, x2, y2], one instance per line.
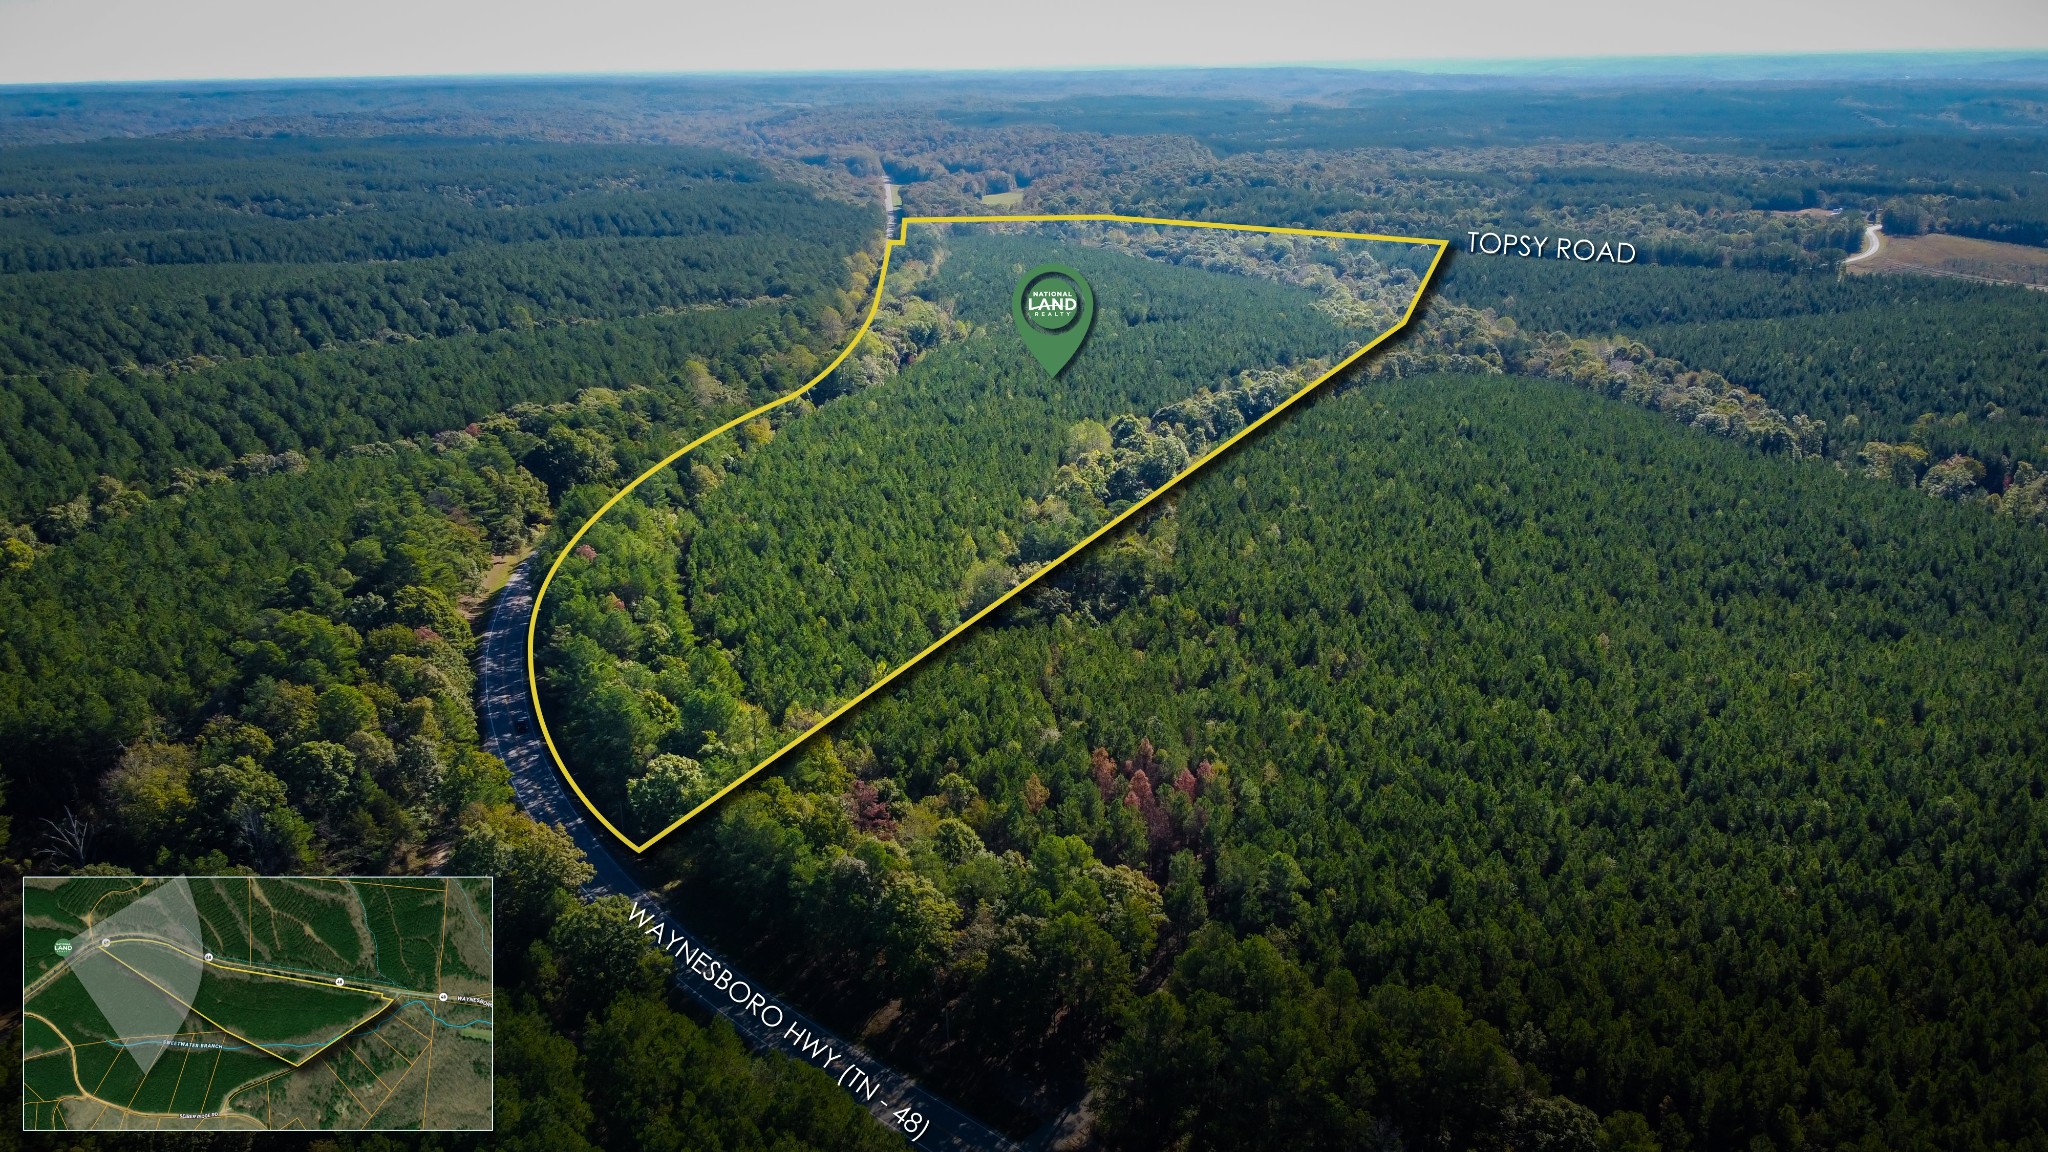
[0, 139, 779, 271]
[0, 141, 868, 384]
[5, 67, 2048, 1152]
[0, 136, 907, 1149]
[531, 227, 1418, 840]
[0, 139, 868, 519]
[525, 231, 2048, 1150]
[1438, 258, 2048, 455]
[661, 375, 2047, 1150]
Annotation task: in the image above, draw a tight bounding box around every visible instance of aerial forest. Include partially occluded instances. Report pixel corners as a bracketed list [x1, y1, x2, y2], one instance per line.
[4, 79, 2048, 1152]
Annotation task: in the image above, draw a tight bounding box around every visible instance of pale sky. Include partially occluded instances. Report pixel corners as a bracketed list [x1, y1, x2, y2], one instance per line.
[1, 0, 2044, 85]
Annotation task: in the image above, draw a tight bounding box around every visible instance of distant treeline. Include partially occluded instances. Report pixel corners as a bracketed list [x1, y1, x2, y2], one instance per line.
[947, 86, 2048, 151]
[0, 136, 875, 521]
[0, 138, 780, 271]
[0, 215, 866, 376]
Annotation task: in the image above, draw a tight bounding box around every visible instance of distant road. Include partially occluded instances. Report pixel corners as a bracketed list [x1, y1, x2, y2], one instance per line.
[476, 559, 1016, 1152]
[1843, 222, 1884, 265]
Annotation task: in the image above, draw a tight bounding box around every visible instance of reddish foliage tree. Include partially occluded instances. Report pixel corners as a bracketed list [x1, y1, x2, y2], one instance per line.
[1091, 747, 1118, 799]
[847, 778, 896, 838]
[1125, 767, 1174, 856]
[1127, 768, 1155, 807]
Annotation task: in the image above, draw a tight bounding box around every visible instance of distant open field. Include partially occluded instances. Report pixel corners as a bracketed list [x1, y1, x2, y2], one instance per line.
[1849, 231, 2048, 288]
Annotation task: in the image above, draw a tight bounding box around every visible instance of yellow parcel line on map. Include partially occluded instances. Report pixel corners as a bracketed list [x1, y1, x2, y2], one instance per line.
[20, 879, 151, 1001]
[93, 939, 394, 1067]
[527, 213, 1450, 852]
[22, 1010, 87, 1101]
[34, 875, 462, 990]
[23, 1009, 229, 1125]
[67, 931, 426, 1001]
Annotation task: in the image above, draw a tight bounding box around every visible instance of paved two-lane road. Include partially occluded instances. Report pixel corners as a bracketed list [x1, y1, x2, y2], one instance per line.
[476, 558, 1016, 1151]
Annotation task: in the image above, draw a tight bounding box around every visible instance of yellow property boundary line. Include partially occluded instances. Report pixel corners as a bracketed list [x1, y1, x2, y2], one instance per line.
[93, 936, 394, 1067]
[527, 213, 1450, 852]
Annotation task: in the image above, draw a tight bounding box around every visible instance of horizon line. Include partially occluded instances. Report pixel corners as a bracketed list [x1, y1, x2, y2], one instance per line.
[4, 47, 2047, 93]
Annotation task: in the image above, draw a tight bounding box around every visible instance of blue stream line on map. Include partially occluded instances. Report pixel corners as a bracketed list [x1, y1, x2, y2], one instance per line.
[105, 1000, 489, 1052]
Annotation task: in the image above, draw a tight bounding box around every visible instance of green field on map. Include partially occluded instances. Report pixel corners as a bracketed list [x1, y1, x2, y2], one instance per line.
[22, 875, 493, 1131]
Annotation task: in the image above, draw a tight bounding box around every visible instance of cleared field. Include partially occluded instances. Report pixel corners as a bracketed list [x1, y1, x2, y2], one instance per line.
[1850, 230, 2048, 288]
[224, 999, 471, 1128]
[979, 190, 1025, 207]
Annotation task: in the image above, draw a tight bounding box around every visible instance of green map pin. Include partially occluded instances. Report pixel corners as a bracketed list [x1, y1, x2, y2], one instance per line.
[1013, 264, 1094, 377]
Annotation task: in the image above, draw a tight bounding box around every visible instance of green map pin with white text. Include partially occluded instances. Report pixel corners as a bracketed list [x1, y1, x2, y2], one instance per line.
[1013, 263, 1093, 377]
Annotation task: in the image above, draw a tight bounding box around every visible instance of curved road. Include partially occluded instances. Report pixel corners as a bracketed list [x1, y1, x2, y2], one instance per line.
[1843, 221, 1884, 265]
[477, 558, 1017, 1151]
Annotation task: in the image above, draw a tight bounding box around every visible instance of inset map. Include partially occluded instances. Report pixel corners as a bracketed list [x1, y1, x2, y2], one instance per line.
[21, 875, 492, 1131]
